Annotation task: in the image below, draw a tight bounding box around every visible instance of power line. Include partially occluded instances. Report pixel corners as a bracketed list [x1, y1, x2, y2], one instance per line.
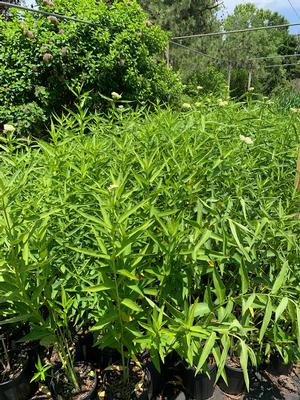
[170, 40, 300, 65]
[265, 63, 299, 68]
[250, 53, 300, 61]
[169, 41, 222, 62]
[172, 22, 300, 40]
[287, 0, 300, 21]
[0, 1, 100, 26]
[170, 40, 300, 68]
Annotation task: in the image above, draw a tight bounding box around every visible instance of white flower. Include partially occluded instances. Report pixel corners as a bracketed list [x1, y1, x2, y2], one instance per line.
[240, 134, 254, 145]
[108, 183, 119, 192]
[197, 85, 203, 90]
[182, 102, 192, 110]
[218, 99, 228, 107]
[248, 87, 255, 92]
[111, 92, 122, 100]
[3, 124, 15, 132]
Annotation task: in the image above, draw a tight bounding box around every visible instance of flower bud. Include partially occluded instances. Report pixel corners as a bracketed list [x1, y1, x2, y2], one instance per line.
[61, 47, 68, 57]
[43, 53, 53, 64]
[26, 30, 34, 39]
[43, 0, 55, 7]
[111, 92, 122, 100]
[47, 16, 59, 25]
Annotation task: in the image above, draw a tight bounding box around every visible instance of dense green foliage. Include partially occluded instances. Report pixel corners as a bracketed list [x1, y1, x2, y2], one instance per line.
[166, 3, 300, 97]
[139, 0, 219, 36]
[221, 3, 299, 95]
[0, 98, 299, 388]
[0, 0, 182, 135]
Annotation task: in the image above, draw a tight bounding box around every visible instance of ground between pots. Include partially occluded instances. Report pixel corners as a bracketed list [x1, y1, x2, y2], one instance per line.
[30, 363, 300, 400]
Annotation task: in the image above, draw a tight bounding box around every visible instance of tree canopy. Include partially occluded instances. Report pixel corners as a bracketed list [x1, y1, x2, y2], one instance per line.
[139, 0, 221, 36]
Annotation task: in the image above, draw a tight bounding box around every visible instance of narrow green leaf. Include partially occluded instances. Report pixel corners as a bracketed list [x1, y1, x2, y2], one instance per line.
[259, 298, 273, 342]
[118, 269, 138, 281]
[82, 283, 113, 292]
[275, 297, 288, 322]
[228, 219, 250, 261]
[240, 339, 249, 391]
[190, 326, 210, 336]
[121, 298, 143, 313]
[271, 261, 288, 294]
[239, 259, 249, 294]
[194, 303, 210, 318]
[215, 334, 230, 383]
[128, 284, 144, 297]
[118, 199, 148, 223]
[196, 332, 216, 374]
[143, 288, 158, 296]
[77, 210, 107, 228]
[0, 315, 33, 325]
[66, 245, 110, 260]
[18, 328, 53, 342]
[242, 293, 256, 316]
[212, 268, 225, 303]
[91, 312, 119, 331]
[192, 229, 212, 259]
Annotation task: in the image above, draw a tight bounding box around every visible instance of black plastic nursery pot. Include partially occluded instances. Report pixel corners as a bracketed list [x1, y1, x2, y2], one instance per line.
[48, 362, 98, 400]
[183, 364, 217, 400]
[0, 358, 37, 400]
[102, 362, 153, 400]
[268, 353, 293, 376]
[217, 363, 245, 395]
[142, 360, 162, 399]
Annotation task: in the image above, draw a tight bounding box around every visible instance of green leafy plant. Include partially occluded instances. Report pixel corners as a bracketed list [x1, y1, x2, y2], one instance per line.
[31, 356, 52, 383]
[0, 0, 182, 136]
[0, 95, 299, 395]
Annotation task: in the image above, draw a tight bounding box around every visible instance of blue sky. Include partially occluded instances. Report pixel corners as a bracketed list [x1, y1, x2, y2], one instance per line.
[221, 0, 300, 33]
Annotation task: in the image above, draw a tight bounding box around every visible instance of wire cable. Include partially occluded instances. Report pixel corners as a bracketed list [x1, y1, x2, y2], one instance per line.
[172, 21, 300, 40]
[265, 62, 299, 68]
[287, 0, 300, 21]
[169, 41, 222, 62]
[250, 53, 300, 61]
[169, 41, 300, 67]
[0, 1, 100, 26]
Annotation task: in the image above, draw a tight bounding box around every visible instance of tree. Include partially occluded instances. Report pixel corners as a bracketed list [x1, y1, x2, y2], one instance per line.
[0, 0, 182, 135]
[139, 0, 221, 36]
[219, 3, 293, 95]
[137, 0, 222, 90]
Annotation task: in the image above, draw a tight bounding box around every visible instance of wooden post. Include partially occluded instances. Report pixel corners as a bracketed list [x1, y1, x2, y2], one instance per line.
[247, 70, 252, 90]
[227, 63, 232, 94]
[295, 147, 300, 190]
[166, 42, 170, 67]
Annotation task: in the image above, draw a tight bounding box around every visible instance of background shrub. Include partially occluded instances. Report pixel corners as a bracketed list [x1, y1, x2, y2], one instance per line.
[0, 0, 182, 135]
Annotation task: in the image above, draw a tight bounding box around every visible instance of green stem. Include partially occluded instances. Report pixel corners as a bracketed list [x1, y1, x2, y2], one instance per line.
[110, 206, 128, 383]
[55, 316, 80, 391]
